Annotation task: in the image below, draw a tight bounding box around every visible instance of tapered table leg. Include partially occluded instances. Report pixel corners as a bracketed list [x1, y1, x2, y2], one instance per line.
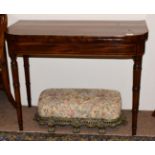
[23, 56, 31, 107]
[11, 56, 23, 130]
[132, 56, 142, 135]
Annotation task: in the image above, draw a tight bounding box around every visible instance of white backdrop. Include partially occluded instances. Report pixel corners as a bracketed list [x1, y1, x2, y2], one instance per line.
[6, 14, 155, 110]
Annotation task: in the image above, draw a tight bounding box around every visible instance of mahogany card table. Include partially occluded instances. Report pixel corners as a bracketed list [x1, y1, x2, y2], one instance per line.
[6, 20, 148, 135]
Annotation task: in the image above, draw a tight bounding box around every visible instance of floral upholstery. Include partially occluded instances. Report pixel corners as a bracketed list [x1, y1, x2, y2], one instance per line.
[37, 89, 122, 121]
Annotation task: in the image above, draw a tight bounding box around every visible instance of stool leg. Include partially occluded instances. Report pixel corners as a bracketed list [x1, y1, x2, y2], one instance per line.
[23, 56, 31, 107]
[73, 127, 80, 133]
[48, 120, 55, 133]
[48, 126, 55, 133]
[98, 128, 105, 134]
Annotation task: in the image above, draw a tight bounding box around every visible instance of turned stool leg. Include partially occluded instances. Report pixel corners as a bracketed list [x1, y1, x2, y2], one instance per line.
[23, 56, 31, 107]
[98, 128, 106, 134]
[48, 120, 55, 133]
[73, 127, 80, 133]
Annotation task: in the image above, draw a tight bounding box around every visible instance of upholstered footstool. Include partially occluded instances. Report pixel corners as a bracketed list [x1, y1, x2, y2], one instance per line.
[35, 89, 125, 133]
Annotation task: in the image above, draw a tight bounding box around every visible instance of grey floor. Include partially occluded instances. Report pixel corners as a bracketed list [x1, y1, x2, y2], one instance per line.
[0, 91, 155, 136]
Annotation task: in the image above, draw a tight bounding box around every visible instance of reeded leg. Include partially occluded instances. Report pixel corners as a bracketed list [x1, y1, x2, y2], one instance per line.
[23, 56, 31, 107]
[132, 56, 142, 136]
[11, 56, 23, 130]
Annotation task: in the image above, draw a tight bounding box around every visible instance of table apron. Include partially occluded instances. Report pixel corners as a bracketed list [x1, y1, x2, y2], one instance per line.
[13, 43, 138, 58]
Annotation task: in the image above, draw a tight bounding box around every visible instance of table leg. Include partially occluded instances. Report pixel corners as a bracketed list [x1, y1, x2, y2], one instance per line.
[11, 56, 23, 130]
[23, 56, 31, 107]
[132, 56, 142, 135]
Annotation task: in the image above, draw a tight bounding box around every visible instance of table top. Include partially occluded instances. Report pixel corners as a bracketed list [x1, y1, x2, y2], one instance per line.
[7, 20, 148, 40]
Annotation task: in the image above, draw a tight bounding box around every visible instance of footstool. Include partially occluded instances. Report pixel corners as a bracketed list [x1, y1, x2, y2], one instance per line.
[35, 89, 125, 133]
